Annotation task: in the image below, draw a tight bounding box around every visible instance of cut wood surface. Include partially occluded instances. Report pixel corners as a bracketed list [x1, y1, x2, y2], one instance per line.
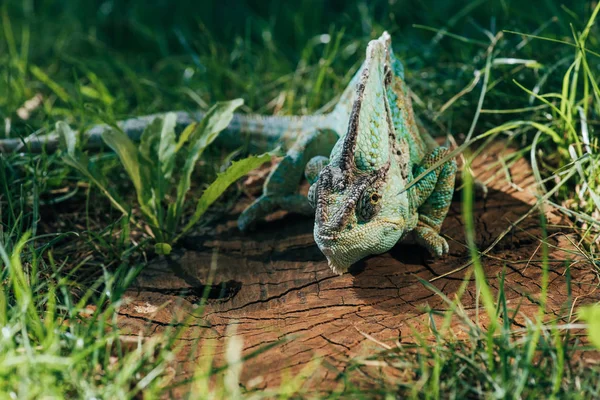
[118, 142, 600, 390]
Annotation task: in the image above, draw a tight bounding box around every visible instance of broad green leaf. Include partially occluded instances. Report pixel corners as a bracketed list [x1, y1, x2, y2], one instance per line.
[158, 112, 178, 179]
[102, 129, 156, 225]
[56, 121, 77, 156]
[154, 242, 172, 255]
[165, 200, 178, 237]
[176, 152, 271, 242]
[170, 99, 243, 231]
[580, 305, 600, 350]
[139, 117, 161, 165]
[102, 129, 144, 196]
[139, 113, 177, 180]
[181, 98, 243, 153]
[174, 122, 199, 153]
[57, 121, 129, 217]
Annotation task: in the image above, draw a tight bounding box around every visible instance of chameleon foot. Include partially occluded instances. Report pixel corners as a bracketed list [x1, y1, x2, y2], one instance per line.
[456, 175, 488, 200]
[237, 129, 338, 231]
[413, 223, 449, 257]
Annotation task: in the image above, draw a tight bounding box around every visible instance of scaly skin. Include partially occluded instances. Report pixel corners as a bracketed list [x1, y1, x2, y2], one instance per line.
[305, 32, 457, 274]
[0, 32, 457, 274]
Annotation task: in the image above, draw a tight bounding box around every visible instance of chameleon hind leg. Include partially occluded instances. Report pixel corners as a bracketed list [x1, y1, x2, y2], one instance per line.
[408, 147, 457, 257]
[238, 129, 339, 231]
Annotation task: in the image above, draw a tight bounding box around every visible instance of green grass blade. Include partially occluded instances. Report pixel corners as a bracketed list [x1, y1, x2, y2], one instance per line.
[30, 65, 70, 103]
[462, 164, 498, 368]
[580, 305, 600, 350]
[1, 6, 17, 61]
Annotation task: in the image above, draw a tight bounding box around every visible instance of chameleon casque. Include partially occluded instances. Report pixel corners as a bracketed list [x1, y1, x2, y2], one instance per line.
[0, 32, 457, 274]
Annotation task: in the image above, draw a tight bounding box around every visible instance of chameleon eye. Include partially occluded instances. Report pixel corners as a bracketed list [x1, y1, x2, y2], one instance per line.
[370, 192, 380, 205]
[357, 190, 382, 222]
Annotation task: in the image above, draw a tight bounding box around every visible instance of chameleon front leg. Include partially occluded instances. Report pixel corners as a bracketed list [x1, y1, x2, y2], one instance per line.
[408, 147, 457, 257]
[238, 129, 338, 231]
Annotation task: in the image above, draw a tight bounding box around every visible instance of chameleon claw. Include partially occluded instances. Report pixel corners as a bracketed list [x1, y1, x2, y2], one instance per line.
[414, 226, 450, 258]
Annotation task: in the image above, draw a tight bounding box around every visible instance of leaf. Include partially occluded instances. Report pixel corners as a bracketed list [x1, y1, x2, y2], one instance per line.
[102, 129, 157, 226]
[169, 99, 243, 232]
[56, 121, 77, 156]
[579, 305, 600, 350]
[86, 71, 115, 106]
[139, 117, 161, 165]
[139, 113, 177, 180]
[175, 152, 271, 242]
[174, 122, 199, 153]
[154, 243, 172, 255]
[102, 129, 144, 196]
[158, 112, 178, 179]
[179, 98, 243, 153]
[80, 86, 103, 101]
[56, 121, 129, 216]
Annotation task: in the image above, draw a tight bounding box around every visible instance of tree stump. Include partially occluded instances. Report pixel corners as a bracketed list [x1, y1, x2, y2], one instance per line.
[118, 142, 599, 391]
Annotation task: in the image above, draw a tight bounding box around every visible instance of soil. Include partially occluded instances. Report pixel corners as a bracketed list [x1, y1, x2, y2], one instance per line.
[117, 142, 600, 391]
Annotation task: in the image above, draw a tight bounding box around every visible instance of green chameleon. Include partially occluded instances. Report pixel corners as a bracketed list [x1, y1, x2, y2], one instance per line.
[238, 32, 457, 274]
[303, 32, 456, 274]
[0, 32, 456, 274]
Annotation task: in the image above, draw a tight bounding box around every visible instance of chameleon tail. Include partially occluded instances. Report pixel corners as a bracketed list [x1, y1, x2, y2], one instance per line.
[0, 110, 332, 154]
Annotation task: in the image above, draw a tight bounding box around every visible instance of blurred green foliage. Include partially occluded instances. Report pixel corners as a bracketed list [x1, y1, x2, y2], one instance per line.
[1, 0, 594, 137]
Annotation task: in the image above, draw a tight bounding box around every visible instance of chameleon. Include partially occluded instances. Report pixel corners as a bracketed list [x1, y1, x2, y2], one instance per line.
[0, 31, 456, 275]
[304, 32, 457, 274]
[239, 32, 457, 274]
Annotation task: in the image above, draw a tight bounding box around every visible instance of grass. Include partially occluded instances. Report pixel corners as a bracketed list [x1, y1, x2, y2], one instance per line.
[0, 234, 283, 399]
[1, 0, 600, 398]
[0, 235, 168, 399]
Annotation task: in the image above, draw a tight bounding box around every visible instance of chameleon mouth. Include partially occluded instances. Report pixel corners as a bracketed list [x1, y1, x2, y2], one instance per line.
[327, 259, 349, 275]
[320, 247, 350, 275]
[318, 237, 367, 275]
[317, 218, 403, 240]
[314, 233, 337, 241]
[315, 219, 405, 275]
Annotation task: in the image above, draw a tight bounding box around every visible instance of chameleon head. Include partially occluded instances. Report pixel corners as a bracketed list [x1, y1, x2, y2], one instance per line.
[306, 32, 411, 274]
